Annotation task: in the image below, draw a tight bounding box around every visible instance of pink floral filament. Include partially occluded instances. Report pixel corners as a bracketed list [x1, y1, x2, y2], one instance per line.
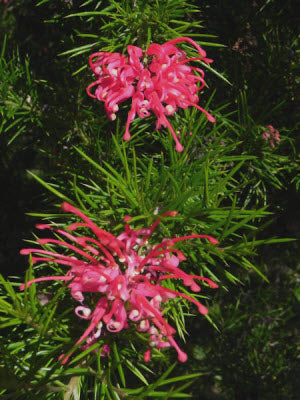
[20, 202, 218, 363]
[87, 37, 215, 152]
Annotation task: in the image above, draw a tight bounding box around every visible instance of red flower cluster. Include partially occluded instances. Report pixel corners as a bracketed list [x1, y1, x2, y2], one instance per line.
[262, 125, 280, 148]
[20, 203, 218, 364]
[87, 37, 215, 152]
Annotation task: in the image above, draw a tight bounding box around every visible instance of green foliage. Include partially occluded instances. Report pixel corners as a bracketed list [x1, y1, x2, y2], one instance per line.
[0, 36, 43, 144]
[45, 0, 217, 55]
[188, 258, 300, 400]
[0, 0, 298, 398]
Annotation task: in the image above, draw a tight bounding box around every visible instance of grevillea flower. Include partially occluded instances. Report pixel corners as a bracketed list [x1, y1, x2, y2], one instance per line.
[20, 203, 218, 364]
[87, 37, 215, 152]
[262, 125, 280, 148]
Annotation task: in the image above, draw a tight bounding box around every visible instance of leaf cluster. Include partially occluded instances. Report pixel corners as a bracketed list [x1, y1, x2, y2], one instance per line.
[0, 0, 298, 398]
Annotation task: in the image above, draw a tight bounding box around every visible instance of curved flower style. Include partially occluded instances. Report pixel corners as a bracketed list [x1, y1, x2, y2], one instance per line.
[20, 203, 218, 364]
[87, 37, 215, 152]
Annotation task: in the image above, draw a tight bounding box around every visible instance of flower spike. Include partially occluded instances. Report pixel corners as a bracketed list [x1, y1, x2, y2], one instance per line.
[87, 37, 215, 151]
[21, 203, 218, 363]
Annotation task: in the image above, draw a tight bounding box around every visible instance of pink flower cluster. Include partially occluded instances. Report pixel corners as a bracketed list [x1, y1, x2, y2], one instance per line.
[87, 37, 215, 152]
[20, 202, 218, 364]
[262, 125, 280, 148]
